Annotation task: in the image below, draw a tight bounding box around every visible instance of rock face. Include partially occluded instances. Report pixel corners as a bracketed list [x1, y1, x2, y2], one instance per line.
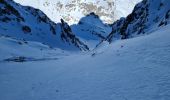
[0, 0, 89, 51]
[106, 0, 170, 43]
[14, 0, 141, 24]
[60, 19, 89, 51]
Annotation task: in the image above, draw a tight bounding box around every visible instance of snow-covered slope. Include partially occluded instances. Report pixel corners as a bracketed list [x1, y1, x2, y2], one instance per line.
[106, 0, 170, 42]
[0, 35, 68, 62]
[14, 0, 141, 25]
[0, 23, 170, 100]
[1, 0, 170, 99]
[0, 0, 89, 51]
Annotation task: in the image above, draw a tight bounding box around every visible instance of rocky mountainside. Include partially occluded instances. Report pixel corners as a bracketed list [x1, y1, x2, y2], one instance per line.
[12, 0, 142, 48]
[0, 0, 89, 51]
[60, 19, 89, 51]
[106, 0, 170, 42]
[14, 0, 141, 25]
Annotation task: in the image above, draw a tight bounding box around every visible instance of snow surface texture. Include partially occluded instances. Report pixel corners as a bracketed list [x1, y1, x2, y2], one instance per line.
[0, 23, 170, 100]
[14, 0, 141, 25]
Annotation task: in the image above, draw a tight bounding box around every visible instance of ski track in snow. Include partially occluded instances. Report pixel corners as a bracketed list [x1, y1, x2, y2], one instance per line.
[0, 25, 170, 100]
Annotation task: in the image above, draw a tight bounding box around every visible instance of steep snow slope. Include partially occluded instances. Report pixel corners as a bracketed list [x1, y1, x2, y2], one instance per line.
[0, 0, 89, 51]
[14, 0, 141, 24]
[0, 24, 170, 100]
[106, 0, 170, 42]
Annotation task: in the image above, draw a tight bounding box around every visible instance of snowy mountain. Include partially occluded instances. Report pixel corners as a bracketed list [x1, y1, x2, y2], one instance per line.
[106, 0, 170, 42]
[14, 0, 141, 25]
[71, 12, 112, 48]
[0, 0, 89, 51]
[12, 0, 142, 48]
[1, 19, 170, 100]
[0, 0, 170, 100]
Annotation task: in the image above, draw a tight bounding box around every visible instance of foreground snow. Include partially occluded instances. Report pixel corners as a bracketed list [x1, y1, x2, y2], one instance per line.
[0, 25, 170, 100]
